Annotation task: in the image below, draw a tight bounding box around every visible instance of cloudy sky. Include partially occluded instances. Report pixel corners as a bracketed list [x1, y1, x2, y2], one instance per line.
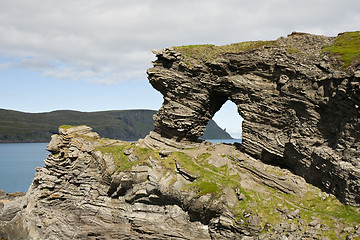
[1, 0, 359, 138]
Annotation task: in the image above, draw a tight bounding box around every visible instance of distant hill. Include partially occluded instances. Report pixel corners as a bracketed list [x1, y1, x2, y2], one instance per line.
[0, 109, 232, 143]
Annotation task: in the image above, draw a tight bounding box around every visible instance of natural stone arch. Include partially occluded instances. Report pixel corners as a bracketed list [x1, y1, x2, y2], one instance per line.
[144, 33, 360, 206]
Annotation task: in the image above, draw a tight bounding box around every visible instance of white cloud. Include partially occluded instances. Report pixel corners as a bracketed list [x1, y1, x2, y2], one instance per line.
[0, 0, 359, 84]
[0, 62, 11, 70]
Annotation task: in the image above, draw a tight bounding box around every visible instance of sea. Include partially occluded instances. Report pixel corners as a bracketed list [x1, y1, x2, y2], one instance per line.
[0, 139, 241, 193]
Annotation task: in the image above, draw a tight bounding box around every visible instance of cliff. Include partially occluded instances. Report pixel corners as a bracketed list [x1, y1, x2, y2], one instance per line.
[145, 31, 360, 206]
[1, 126, 359, 239]
[1, 32, 360, 239]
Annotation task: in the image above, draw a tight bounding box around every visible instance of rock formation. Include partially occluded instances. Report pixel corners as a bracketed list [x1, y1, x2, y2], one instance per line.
[145, 31, 360, 206]
[1, 126, 359, 239]
[1, 32, 360, 239]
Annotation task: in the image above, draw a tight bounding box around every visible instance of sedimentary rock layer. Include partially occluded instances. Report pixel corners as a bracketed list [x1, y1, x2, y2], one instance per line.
[1, 32, 360, 239]
[146, 32, 360, 206]
[1, 126, 359, 239]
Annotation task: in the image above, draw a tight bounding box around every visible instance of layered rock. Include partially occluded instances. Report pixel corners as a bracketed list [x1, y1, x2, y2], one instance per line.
[1, 126, 359, 239]
[1, 32, 360, 239]
[145, 32, 360, 206]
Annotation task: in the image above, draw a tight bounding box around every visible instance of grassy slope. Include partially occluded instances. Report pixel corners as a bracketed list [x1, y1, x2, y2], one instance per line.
[322, 31, 360, 67]
[0, 109, 232, 142]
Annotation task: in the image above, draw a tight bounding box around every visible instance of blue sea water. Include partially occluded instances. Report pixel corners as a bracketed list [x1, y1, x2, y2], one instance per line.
[0, 139, 241, 193]
[0, 143, 48, 193]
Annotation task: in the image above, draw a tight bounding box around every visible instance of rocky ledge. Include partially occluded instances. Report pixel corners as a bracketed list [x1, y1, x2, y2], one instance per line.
[146, 31, 360, 206]
[1, 125, 359, 239]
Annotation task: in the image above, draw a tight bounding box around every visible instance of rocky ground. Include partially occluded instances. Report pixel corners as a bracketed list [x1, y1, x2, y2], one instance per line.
[1, 126, 359, 239]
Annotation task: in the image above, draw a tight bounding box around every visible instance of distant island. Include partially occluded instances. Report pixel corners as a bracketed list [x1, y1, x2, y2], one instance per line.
[0, 108, 232, 143]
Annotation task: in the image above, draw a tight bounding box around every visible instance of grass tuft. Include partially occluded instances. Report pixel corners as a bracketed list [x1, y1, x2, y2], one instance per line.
[322, 31, 360, 67]
[97, 144, 131, 170]
[197, 181, 219, 195]
[59, 125, 75, 130]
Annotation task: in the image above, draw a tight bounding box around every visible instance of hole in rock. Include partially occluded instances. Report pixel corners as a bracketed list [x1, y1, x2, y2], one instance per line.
[208, 100, 243, 144]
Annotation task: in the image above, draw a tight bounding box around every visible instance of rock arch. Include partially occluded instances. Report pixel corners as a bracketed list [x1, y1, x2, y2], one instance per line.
[144, 33, 360, 206]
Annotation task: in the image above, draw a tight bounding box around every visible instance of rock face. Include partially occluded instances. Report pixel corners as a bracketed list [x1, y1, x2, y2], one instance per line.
[146, 32, 360, 206]
[1, 126, 359, 239]
[0, 126, 209, 239]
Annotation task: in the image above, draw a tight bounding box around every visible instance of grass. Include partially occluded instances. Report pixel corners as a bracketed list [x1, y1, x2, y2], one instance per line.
[154, 149, 359, 236]
[170, 151, 242, 197]
[174, 31, 360, 69]
[97, 143, 159, 171]
[196, 181, 219, 195]
[286, 190, 360, 226]
[234, 185, 360, 238]
[286, 189, 360, 238]
[86, 135, 360, 238]
[59, 125, 75, 130]
[322, 31, 360, 67]
[174, 40, 276, 65]
[166, 149, 360, 237]
[97, 144, 132, 170]
[195, 152, 211, 163]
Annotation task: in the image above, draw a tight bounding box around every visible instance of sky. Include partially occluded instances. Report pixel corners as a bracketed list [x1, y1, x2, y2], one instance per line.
[1, 0, 359, 138]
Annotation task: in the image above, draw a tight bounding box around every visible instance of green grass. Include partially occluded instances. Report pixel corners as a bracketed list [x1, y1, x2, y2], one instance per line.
[287, 190, 360, 226]
[170, 151, 241, 197]
[97, 143, 159, 171]
[174, 40, 276, 65]
[59, 125, 75, 130]
[196, 181, 219, 195]
[92, 138, 359, 237]
[322, 31, 360, 67]
[168, 149, 360, 236]
[97, 144, 132, 170]
[195, 152, 211, 163]
[243, 186, 360, 238]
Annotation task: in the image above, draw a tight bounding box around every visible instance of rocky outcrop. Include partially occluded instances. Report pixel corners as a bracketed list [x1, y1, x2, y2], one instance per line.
[1, 126, 359, 239]
[145, 32, 360, 206]
[1, 32, 360, 239]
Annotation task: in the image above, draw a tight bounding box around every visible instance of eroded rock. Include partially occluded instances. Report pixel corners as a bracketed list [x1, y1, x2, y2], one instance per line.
[1, 126, 358, 239]
[146, 32, 360, 206]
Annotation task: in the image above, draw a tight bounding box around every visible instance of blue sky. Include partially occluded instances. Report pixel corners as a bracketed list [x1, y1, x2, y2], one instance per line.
[1, 0, 359, 138]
